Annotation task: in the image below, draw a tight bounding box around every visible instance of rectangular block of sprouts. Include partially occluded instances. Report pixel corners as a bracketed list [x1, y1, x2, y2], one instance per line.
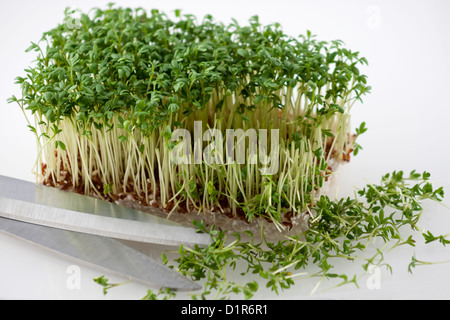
[10, 6, 370, 239]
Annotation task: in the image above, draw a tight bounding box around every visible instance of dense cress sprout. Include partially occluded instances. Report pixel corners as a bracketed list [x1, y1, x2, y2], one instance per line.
[9, 5, 371, 229]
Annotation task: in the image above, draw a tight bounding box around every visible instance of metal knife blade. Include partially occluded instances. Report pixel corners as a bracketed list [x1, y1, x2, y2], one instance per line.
[0, 216, 201, 292]
[0, 176, 211, 247]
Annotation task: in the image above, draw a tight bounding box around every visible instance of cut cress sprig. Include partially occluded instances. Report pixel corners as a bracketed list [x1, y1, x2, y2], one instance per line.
[152, 170, 448, 300]
[97, 170, 448, 300]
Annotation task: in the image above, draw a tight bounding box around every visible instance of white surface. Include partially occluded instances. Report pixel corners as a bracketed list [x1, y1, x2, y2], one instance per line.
[1, 0, 450, 300]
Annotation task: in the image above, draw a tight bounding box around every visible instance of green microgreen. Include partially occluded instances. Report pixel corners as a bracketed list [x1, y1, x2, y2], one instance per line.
[353, 121, 367, 156]
[93, 276, 131, 295]
[142, 288, 176, 300]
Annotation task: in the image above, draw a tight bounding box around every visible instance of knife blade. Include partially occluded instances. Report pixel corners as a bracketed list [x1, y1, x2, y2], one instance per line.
[0, 176, 211, 247]
[0, 216, 201, 292]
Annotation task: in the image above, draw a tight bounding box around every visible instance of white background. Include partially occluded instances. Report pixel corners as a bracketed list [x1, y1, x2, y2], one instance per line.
[0, 0, 450, 300]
